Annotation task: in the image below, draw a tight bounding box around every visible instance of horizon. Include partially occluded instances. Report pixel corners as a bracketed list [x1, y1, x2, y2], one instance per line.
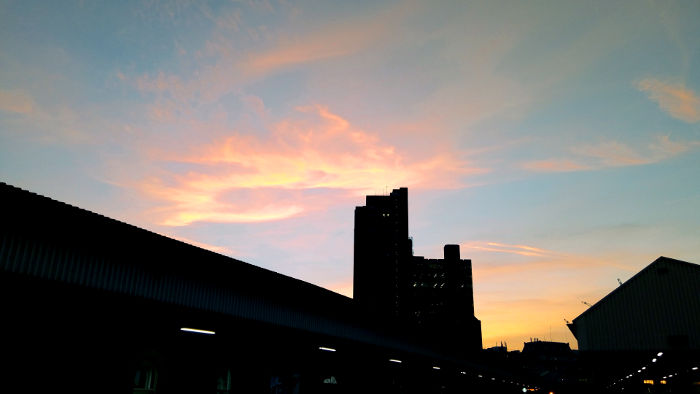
[2, 0, 699, 351]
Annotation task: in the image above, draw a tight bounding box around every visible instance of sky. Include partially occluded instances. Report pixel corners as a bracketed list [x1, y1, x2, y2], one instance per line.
[1, 0, 699, 350]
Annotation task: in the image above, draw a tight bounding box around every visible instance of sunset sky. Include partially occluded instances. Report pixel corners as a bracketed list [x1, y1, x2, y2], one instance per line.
[2, 0, 699, 350]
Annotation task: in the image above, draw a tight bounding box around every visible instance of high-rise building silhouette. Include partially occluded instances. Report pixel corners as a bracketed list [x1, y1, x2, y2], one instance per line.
[353, 188, 482, 352]
[353, 188, 412, 319]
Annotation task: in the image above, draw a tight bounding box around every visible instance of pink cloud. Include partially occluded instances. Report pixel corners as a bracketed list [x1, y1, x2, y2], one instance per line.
[572, 140, 649, 166]
[140, 176, 305, 226]
[637, 78, 700, 123]
[138, 105, 483, 226]
[0, 88, 102, 144]
[127, 0, 425, 114]
[243, 2, 412, 73]
[463, 241, 560, 258]
[0, 89, 35, 115]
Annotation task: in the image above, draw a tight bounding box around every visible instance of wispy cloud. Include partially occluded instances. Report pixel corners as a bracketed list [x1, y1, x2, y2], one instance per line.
[521, 159, 591, 173]
[0, 88, 97, 143]
[0, 89, 35, 115]
[522, 135, 697, 173]
[572, 140, 650, 166]
[133, 1, 414, 106]
[139, 105, 483, 226]
[462, 241, 560, 258]
[637, 78, 700, 123]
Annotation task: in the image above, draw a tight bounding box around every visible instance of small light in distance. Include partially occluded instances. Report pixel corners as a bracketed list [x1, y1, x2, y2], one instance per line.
[692, 367, 698, 370]
[652, 358, 657, 362]
[318, 346, 336, 352]
[460, 371, 466, 375]
[522, 388, 527, 393]
[389, 359, 402, 363]
[432, 366, 440, 370]
[657, 352, 663, 357]
[180, 327, 215, 335]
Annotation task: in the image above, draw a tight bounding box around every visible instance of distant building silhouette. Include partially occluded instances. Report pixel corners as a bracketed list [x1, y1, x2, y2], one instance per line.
[354, 188, 482, 352]
[410, 245, 482, 351]
[522, 339, 573, 360]
[568, 256, 700, 351]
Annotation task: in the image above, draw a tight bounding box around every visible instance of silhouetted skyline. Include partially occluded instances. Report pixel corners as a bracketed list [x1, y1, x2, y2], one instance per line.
[354, 188, 481, 351]
[2, 1, 700, 350]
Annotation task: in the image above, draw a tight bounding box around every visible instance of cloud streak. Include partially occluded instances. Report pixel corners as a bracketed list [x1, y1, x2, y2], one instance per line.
[637, 79, 700, 123]
[134, 1, 414, 106]
[463, 241, 560, 258]
[522, 135, 698, 173]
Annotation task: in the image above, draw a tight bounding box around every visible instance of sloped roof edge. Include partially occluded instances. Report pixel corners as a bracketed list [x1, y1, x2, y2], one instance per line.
[0, 181, 350, 301]
[572, 256, 699, 324]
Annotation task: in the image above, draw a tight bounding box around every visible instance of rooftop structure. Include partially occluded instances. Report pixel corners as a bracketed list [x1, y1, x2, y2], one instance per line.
[568, 256, 700, 352]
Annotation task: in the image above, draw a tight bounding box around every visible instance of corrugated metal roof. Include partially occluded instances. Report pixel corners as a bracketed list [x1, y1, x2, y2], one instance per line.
[569, 256, 700, 351]
[0, 181, 435, 355]
[572, 256, 699, 323]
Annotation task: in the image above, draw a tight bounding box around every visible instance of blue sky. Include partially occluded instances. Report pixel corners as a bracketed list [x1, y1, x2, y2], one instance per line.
[2, 0, 699, 349]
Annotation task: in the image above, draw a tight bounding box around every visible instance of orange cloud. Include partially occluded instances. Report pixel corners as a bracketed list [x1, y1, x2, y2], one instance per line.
[133, 1, 414, 106]
[244, 1, 410, 73]
[140, 105, 483, 226]
[637, 78, 700, 123]
[0, 89, 35, 115]
[522, 135, 698, 172]
[140, 176, 305, 226]
[463, 241, 560, 258]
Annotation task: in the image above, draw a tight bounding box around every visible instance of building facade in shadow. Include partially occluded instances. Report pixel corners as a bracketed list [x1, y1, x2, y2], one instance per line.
[568, 256, 700, 352]
[353, 188, 482, 353]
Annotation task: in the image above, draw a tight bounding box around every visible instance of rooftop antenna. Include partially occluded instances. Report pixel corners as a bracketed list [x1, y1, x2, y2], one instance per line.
[564, 318, 571, 324]
[581, 301, 591, 307]
[617, 278, 623, 286]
